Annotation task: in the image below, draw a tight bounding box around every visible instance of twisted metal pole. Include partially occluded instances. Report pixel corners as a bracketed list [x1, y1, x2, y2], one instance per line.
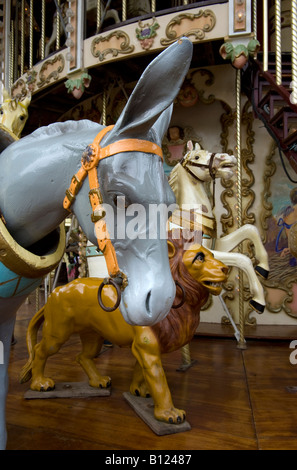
[275, 0, 282, 85]
[263, 0, 268, 72]
[122, 0, 127, 21]
[253, 0, 257, 39]
[236, 69, 246, 350]
[41, 0, 46, 60]
[20, 0, 25, 75]
[29, 0, 34, 70]
[292, 0, 297, 103]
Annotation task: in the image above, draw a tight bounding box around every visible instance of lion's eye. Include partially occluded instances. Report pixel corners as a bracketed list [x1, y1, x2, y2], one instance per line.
[192, 252, 205, 264]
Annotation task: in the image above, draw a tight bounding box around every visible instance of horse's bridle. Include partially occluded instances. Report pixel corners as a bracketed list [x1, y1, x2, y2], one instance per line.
[180, 152, 217, 183]
[64, 125, 163, 312]
[180, 151, 217, 210]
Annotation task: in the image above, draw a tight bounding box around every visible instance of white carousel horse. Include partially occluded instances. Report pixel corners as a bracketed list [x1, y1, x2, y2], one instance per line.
[169, 141, 269, 314]
[0, 87, 31, 140]
[0, 38, 193, 449]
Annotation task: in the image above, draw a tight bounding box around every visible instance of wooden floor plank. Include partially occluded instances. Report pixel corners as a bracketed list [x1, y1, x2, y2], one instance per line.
[5, 298, 297, 450]
[242, 340, 297, 447]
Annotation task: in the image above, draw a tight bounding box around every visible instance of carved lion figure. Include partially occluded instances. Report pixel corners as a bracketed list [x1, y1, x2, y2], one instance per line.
[20, 231, 228, 425]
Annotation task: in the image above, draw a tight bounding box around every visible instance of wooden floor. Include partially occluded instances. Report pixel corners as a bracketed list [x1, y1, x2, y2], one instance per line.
[5, 297, 297, 451]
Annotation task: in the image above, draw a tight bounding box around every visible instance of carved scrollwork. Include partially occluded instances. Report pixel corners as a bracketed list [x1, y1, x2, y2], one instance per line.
[219, 101, 236, 233]
[160, 10, 216, 46]
[91, 31, 135, 62]
[188, 69, 216, 105]
[37, 54, 65, 89]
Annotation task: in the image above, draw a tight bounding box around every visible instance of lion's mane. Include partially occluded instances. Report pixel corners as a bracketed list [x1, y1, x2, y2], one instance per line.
[151, 231, 209, 354]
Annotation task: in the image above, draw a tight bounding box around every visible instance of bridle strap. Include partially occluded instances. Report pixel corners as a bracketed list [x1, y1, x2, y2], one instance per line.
[63, 125, 163, 282]
[181, 152, 217, 208]
[181, 152, 216, 181]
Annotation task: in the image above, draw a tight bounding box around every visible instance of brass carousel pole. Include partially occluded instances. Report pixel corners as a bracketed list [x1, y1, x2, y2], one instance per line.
[275, 0, 282, 86]
[97, 0, 102, 33]
[9, 20, 14, 88]
[292, 0, 297, 103]
[29, 0, 34, 70]
[263, 0, 268, 72]
[56, 0, 61, 51]
[236, 69, 246, 350]
[102, 89, 107, 126]
[41, 0, 46, 60]
[20, 0, 25, 76]
[122, 0, 127, 22]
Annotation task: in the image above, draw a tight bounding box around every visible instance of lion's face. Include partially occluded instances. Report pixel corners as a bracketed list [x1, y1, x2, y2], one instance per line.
[182, 244, 228, 296]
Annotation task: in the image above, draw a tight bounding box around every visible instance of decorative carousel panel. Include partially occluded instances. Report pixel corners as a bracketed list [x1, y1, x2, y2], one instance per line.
[160, 10, 217, 46]
[261, 146, 297, 319]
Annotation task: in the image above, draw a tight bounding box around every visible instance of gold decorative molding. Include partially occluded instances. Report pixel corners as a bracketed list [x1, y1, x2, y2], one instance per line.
[37, 54, 65, 89]
[241, 101, 256, 227]
[91, 31, 135, 62]
[219, 101, 236, 234]
[160, 10, 216, 46]
[188, 69, 216, 105]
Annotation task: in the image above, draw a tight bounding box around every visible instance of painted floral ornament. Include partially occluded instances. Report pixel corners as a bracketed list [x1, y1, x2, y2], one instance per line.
[136, 18, 160, 50]
[219, 39, 260, 69]
[65, 72, 92, 99]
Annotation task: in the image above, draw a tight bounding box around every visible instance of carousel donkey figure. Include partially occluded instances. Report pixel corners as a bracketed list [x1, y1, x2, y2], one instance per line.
[0, 38, 193, 449]
[169, 141, 269, 314]
[0, 87, 31, 150]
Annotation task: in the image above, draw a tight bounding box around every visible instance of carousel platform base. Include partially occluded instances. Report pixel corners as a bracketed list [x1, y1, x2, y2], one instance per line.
[123, 392, 191, 436]
[24, 382, 111, 399]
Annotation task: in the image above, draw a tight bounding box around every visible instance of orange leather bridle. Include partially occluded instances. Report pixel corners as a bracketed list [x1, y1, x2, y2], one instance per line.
[63, 125, 163, 310]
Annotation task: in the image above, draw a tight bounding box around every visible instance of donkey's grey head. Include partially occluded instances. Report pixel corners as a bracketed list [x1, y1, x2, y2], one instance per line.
[98, 38, 193, 325]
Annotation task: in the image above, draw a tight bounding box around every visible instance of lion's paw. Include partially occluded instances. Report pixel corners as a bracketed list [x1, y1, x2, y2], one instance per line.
[31, 376, 55, 392]
[130, 381, 151, 398]
[154, 407, 186, 425]
[89, 375, 111, 389]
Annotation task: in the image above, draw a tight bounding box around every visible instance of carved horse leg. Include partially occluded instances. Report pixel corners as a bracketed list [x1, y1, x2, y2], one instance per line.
[215, 225, 270, 280]
[211, 249, 266, 313]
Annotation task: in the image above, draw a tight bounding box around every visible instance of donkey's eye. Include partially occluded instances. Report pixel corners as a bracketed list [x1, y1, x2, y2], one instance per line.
[195, 156, 199, 160]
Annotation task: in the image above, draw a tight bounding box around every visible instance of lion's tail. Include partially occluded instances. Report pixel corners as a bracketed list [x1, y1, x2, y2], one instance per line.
[19, 306, 45, 384]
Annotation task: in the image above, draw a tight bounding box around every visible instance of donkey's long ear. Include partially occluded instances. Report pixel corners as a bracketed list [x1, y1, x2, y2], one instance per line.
[151, 104, 173, 146]
[105, 38, 193, 143]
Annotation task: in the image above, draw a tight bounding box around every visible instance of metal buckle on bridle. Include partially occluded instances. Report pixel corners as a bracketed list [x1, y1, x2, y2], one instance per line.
[181, 152, 217, 208]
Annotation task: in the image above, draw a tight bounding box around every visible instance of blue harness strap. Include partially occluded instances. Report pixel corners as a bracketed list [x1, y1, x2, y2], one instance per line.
[275, 218, 294, 253]
[0, 263, 41, 298]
